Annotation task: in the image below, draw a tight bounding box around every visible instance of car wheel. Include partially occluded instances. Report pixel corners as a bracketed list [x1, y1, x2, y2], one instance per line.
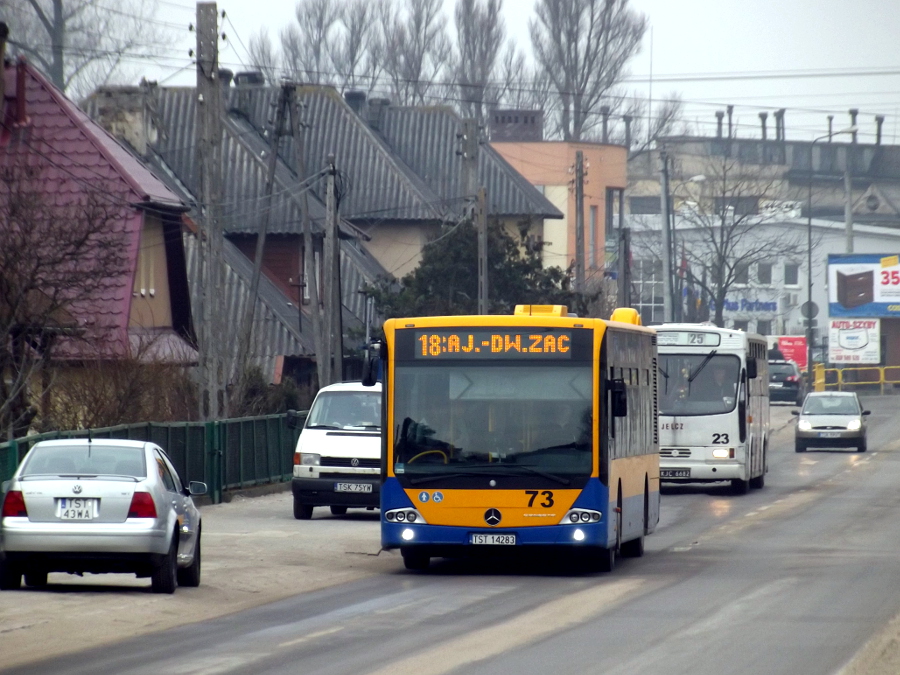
[293, 499, 314, 520]
[0, 560, 22, 591]
[795, 441, 806, 453]
[401, 549, 430, 571]
[176, 530, 201, 588]
[24, 570, 48, 588]
[858, 441, 867, 453]
[330, 506, 348, 516]
[151, 534, 178, 594]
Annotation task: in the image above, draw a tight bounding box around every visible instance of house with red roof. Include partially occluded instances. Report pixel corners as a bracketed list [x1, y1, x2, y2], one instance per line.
[0, 48, 195, 434]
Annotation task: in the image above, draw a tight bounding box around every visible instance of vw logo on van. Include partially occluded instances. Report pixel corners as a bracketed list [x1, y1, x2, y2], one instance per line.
[484, 508, 502, 526]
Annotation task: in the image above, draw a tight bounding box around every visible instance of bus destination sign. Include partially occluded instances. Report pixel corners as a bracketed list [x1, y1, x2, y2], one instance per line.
[414, 330, 573, 359]
[656, 330, 721, 347]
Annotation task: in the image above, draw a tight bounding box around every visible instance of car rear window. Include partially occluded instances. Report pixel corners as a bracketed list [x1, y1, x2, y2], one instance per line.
[21, 445, 147, 477]
[770, 365, 796, 376]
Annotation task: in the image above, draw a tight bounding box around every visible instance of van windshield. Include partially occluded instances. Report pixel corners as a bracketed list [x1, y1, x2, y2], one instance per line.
[306, 391, 382, 431]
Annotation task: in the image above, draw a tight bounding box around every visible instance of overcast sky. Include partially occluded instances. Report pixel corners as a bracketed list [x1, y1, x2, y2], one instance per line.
[150, 0, 900, 144]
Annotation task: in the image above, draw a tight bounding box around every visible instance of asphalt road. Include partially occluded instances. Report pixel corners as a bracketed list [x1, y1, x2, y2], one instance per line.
[5, 398, 900, 675]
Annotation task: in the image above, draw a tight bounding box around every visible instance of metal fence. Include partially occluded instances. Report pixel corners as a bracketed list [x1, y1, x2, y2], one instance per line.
[0, 411, 307, 504]
[817, 364, 900, 395]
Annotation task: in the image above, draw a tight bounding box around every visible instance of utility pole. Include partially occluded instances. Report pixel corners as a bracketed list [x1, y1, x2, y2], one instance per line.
[195, 2, 225, 419]
[476, 187, 488, 314]
[460, 118, 488, 314]
[324, 156, 343, 382]
[617, 228, 631, 308]
[574, 151, 585, 294]
[290, 90, 326, 388]
[844, 166, 854, 253]
[235, 83, 290, 385]
[659, 150, 673, 323]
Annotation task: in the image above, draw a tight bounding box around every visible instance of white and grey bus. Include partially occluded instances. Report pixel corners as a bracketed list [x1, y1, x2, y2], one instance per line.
[655, 325, 769, 494]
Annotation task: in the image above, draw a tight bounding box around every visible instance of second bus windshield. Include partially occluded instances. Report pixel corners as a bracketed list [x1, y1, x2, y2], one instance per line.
[392, 364, 593, 479]
[658, 353, 740, 416]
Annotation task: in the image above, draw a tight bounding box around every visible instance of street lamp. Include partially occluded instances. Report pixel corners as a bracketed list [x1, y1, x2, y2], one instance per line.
[806, 126, 857, 381]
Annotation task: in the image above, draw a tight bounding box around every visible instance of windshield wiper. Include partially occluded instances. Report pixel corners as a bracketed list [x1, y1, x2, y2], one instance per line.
[688, 350, 718, 383]
[306, 424, 341, 430]
[504, 465, 571, 485]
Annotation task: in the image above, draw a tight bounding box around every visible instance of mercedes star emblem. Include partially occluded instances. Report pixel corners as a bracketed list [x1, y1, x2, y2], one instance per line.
[72, 485, 83, 494]
[484, 508, 502, 526]
[351, 458, 359, 467]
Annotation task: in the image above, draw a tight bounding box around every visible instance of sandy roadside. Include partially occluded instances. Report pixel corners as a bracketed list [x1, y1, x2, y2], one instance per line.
[0, 491, 397, 670]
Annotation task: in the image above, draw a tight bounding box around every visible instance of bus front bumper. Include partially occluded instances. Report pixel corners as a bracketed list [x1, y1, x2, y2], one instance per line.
[381, 521, 611, 551]
[660, 460, 745, 482]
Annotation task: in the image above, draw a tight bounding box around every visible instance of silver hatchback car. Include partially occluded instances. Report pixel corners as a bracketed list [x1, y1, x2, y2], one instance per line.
[793, 391, 871, 453]
[0, 439, 206, 593]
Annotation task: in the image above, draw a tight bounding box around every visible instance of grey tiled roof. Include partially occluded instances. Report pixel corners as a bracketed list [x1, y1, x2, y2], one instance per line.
[379, 106, 563, 220]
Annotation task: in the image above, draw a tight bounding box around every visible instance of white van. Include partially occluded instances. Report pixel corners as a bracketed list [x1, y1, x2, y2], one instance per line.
[291, 381, 382, 519]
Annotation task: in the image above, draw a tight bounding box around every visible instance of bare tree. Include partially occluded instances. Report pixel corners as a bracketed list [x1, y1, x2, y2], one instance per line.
[529, 0, 647, 141]
[615, 93, 687, 153]
[494, 42, 553, 112]
[247, 28, 280, 85]
[379, 0, 451, 106]
[330, 0, 382, 92]
[0, 159, 131, 438]
[634, 156, 806, 327]
[2, 0, 166, 99]
[450, 0, 505, 125]
[281, 0, 339, 85]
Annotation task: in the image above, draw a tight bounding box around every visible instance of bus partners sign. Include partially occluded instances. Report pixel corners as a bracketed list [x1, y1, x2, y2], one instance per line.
[827, 319, 880, 364]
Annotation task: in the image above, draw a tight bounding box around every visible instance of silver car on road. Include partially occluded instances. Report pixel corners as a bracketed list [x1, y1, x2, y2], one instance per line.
[793, 391, 871, 453]
[0, 439, 206, 593]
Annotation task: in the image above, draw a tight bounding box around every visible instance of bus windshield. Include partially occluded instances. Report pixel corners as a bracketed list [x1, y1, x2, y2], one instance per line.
[658, 353, 741, 416]
[392, 364, 593, 480]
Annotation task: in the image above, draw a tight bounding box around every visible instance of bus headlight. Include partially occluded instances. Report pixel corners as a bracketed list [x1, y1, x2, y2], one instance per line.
[712, 448, 734, 459]
[385, 508, 427, 525]
[798, 420, 812, 431]
[401, 528, 415, 541]
[573, 529, 586, 542]
[563, 509, 601, 524]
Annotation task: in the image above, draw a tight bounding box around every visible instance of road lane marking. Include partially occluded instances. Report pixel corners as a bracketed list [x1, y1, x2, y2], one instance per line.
[279, 626, 344, 647]
[363, 578, 655, 675]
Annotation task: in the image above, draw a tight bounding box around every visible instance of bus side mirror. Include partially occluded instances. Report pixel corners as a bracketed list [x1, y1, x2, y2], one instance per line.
[746, 359, 758, 379]
[361, 341, 383, 387]
[611, 379, 627, 418]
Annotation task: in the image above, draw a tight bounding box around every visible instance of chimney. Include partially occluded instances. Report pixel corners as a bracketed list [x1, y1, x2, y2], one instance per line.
[218, 68, 233, 87]
[715, 111, 724, 138]
[344, 90, 366, 116]
[827, 115, 834, 140]
[93, 85, 158, 156]
[849, 108, 859, 143]
[774, 109, 785, 141]
[16, 55, 26, 125]
[727, 105, 734, 138]
[876, 115, 885, 145]
[759, 112, 768, 140]
[623, 114, 632, 149]
[600, 105, 610, 143]
[367, 97, 390, 131]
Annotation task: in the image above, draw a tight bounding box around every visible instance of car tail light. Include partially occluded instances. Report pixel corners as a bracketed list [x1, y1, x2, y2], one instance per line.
[785, 375, 798, 382]
[128, 492, 157, 518]
[1, 490, 28, 518]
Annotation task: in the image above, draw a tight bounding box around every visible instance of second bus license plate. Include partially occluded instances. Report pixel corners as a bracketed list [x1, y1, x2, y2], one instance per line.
[470, 534, 516, 545]
[660, 469, 691, 478]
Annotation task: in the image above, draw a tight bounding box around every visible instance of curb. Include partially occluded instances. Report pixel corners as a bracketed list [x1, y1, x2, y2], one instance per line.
[196, 481, 291, 507]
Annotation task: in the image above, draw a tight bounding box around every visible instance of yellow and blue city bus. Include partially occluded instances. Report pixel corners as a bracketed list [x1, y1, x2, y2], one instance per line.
[363, 305, 659, 572]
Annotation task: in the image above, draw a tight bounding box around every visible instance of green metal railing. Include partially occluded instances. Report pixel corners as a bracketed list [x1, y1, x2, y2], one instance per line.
[0, 411, 307, 504]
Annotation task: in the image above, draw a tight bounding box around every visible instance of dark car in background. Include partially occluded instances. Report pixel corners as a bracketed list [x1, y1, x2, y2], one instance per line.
[768, 360, 805, 405]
